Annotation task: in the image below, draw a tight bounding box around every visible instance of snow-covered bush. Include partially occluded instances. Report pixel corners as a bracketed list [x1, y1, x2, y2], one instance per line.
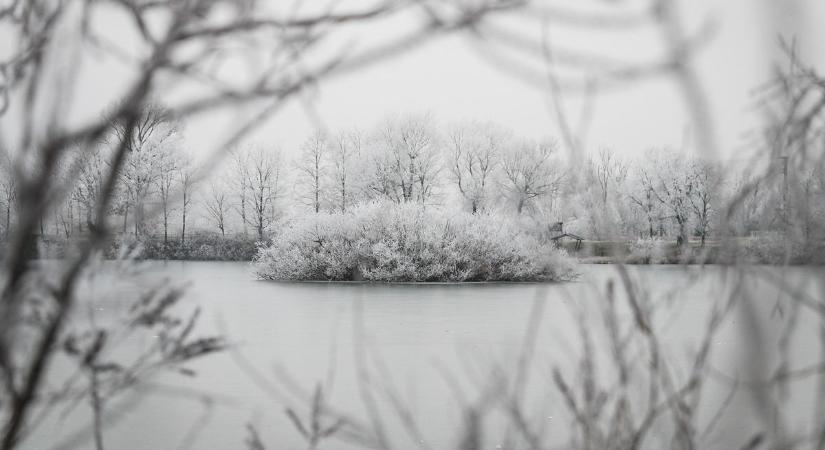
[254, 202, 577, 282]
[745, 233, 811, 264]
[628, 237, 670, 264]
[111, 233, 260, 261]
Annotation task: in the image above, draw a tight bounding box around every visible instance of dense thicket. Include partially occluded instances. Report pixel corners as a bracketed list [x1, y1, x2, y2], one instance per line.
[254, 202, 576, 282]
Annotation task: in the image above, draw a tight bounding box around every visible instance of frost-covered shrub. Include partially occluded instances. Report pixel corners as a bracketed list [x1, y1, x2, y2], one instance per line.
[745, 233, 812, 264]
[112, 233, 260, 261]
[255, 212, 362, 279]
[628, 238, 670, 264]
[254, 202, 577, 282]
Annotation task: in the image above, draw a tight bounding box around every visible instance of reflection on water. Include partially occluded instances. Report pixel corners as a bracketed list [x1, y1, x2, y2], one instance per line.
[24, 262, 825, 450]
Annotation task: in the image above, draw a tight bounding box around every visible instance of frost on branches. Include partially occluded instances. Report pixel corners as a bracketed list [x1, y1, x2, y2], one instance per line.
[254, 202, 577, 282]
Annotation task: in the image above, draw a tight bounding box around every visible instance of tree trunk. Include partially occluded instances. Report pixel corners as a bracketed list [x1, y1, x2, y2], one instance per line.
[341, 179, 346, 212]
[181, 204, 186, 243]
[240, 195, 247, 236]
[314, 167, 320, 213]
[676, 217, 687, 247]
[6, 202, 11, 239]
[89, 370, 105, 450]
[76, 201, 83, 234]
[67, 201, 73, 236]
[134, 200, 143, 236]
[85, 206, 92, 234]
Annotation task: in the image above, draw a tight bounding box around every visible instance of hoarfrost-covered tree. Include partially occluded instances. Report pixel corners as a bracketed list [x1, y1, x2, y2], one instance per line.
[155, 150, 181, 243]
[501, 139, 564, 215]
[330, 129, 364, 212]
[295, 132, 329, 213]
[179, 157, 197, 243]
[628, 164, 662, 239]
[687, 159, 722, 246]
[590, 147, 629, 206]
[577, 148, 632, 239]
[370, 114, 442, 204]
[645, 150, 694, 245]
[447, 121, 506, 213]
[203, 180, 230, 237]
[112, 104, 179, 236]
[230, 149, 251, 236]
[246, 149, 283, 240]
[70, 145, 109, 233]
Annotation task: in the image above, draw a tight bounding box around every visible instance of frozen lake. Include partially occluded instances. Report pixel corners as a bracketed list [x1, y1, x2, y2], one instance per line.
[25, 262, 825, 450]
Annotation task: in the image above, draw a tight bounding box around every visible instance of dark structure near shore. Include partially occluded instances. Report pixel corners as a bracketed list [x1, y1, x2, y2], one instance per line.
[549, 222, 584, 251]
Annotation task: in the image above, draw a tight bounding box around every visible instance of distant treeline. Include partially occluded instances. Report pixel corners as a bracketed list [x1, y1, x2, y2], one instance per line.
[25, 233, 259, 261]
[11, 231, 821, 266]
[557, 238, 825, 265]
[2, 110, 823, 262]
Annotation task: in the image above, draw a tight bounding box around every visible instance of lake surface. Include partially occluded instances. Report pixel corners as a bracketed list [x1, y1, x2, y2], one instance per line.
[23, 262, 825, 450]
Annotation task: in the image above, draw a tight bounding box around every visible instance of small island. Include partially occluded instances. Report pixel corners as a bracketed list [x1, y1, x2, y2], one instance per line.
[254, 202, 577, 282]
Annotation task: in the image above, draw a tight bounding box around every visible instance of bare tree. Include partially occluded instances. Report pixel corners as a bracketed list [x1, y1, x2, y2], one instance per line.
[179, 157, 197, 243]
[688, 159, 722, 246]
[203, 180, 230, 237]
[447, 121, 506, 213]
[230, 149, 251, 237]
[246, 149, 283, 240]
[501, 139, 564, 215]
[628, 165, 662, 239]
[370, 114, 442, 204]
[155, 150, 181, 243]
[330, 129, 364, 212]
[295, 131, 329, 213]
[0, 154, 15, 239]
[590, 148, 629, 206]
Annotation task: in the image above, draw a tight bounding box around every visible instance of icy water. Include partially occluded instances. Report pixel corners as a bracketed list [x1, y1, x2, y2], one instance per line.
[24, 262, 825, 450]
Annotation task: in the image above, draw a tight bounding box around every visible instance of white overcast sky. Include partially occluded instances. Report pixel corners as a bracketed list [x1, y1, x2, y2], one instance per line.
[6, 0, 825, 164]
[220, 0, 824, 163]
